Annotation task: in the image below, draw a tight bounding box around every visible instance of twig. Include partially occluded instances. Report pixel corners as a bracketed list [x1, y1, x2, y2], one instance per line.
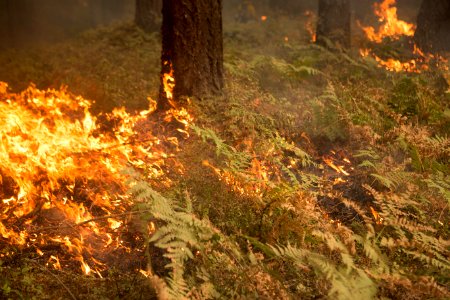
[32, 209, 153, 233]
[29, 260, 77, 300]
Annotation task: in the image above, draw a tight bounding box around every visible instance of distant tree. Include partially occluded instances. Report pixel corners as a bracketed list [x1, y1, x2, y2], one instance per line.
[103, 0, 127, 22]
[2, 0, 35, 47]
[414, 0, 450, 52]
[316, 0, 351, 49]
[135, 0, 162, 32]
[158, 0, 224, 110]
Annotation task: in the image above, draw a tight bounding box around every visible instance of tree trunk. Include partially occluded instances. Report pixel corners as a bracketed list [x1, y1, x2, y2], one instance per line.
[135, 0, 162, 32]
[316, 0, 351, 49]
[268, 0, 308, 15]
[158, 0, 224, 110]
[414, 0, 450, 52]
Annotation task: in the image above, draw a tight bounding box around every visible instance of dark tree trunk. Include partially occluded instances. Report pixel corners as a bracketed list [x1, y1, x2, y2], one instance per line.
[158, 0, 224, 110]
[268, 0, 309, 15]
[414, 0, 450, 52]
[316, 0, 351, 49]
[102, 0, 127, 23]
[135, 0, 162, 32]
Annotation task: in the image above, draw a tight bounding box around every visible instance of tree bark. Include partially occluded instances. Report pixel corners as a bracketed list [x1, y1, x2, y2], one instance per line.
[316, 0, 351, 49]
[135, 0, 162, 32]
[158, 0, 224, 110]
[414, 0, 450, 52]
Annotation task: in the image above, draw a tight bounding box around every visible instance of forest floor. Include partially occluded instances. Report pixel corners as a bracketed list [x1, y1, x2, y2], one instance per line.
[0, 12, 449, 300]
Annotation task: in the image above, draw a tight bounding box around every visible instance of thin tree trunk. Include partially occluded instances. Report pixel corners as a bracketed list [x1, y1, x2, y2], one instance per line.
[414, 0, 450, 52]
[102, 0, 127, 23]
[316, 0, 351, 49]
[158, 0, 224, 110]
[135, 0, 162, 32]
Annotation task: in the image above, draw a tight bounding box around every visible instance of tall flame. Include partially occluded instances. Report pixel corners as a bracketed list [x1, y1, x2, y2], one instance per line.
[359, 0, 415, 43]
[358, 0, 449, 73]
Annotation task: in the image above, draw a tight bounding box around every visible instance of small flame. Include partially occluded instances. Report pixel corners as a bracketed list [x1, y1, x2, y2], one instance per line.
[107, 218, 122, 230]
[304, 10, 317, 42]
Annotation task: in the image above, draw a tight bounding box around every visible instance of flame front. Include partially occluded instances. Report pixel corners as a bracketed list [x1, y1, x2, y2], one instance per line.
[304, 10, 317, 43]
[0, 81, 189, 274]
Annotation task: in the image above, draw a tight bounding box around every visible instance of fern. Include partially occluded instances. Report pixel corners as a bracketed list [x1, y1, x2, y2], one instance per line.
[270, 243, 377, 300]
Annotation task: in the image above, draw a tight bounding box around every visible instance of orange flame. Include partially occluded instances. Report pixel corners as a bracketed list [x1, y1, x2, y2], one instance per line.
[359, 0, 415, 43]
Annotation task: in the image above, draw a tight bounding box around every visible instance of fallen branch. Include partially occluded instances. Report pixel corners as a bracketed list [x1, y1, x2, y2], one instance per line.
[31, 209, 153, 233]
[29, 260, 78, 300]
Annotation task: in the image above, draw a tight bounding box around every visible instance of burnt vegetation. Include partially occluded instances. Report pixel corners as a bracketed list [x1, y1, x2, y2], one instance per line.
[0, 0, 449, 299]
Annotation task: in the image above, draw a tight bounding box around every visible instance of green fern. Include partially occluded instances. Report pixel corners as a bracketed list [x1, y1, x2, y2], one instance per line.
[270, 243, 377, 300]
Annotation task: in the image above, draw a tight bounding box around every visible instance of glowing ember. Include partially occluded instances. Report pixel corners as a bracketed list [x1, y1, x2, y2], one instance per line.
[360, 47, 449, 73]
[0, 80, 191, 274]
[162, 60, 176, 108]
[359, 0, 415, 43]
[304, 10, 317, 42]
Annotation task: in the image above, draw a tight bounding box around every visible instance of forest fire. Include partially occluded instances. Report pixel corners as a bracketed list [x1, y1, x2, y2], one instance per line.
[0, 81, 189, 275]
[202, 155, 272, 198]
[359, 0, 448, 73]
